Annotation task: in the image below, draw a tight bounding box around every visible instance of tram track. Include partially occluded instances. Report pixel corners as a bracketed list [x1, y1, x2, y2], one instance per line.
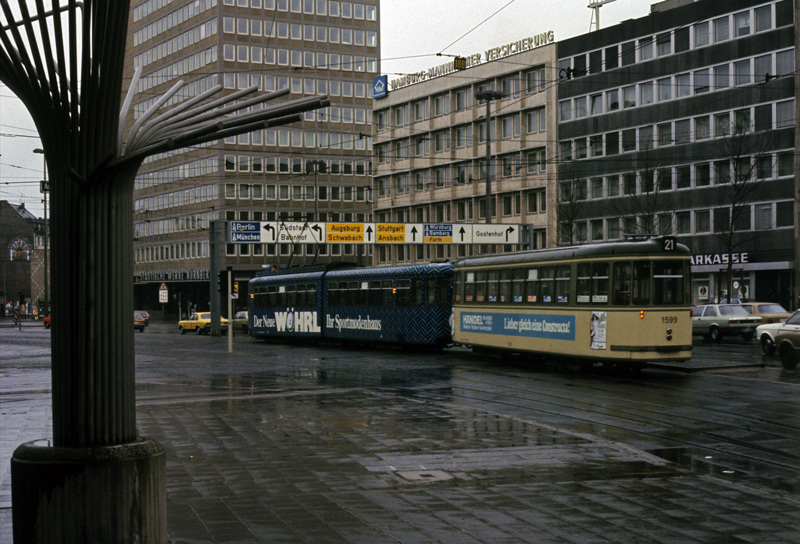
[381, 360, 800, 494]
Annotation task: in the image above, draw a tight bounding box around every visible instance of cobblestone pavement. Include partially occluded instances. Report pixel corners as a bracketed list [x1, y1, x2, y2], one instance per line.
[2, 324, 799, 543]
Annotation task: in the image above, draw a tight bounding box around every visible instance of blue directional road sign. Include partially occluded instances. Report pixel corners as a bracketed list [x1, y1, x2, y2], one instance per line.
[229, 221, 262, 243]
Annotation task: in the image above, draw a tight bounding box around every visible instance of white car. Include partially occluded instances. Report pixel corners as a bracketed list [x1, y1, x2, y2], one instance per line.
[756, 310, 800, 369]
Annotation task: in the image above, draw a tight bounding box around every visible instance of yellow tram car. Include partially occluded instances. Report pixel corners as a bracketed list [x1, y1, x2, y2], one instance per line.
[452, 237, 692, 368]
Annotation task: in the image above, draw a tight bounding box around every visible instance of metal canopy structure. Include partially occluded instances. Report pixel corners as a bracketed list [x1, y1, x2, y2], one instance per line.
[0, 0, 328, 447]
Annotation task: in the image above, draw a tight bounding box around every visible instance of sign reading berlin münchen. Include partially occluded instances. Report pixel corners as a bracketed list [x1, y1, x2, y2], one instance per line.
[390, 31, 555, 91]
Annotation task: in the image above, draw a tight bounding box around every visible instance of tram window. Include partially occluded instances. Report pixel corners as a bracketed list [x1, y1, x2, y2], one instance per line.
[526, 268, 539, 303]
[577, 264, 592, 303]
[555, 265, 571, 303]
[465, 271, 476, 303]
[512, 268, 525, 303]
[453, 272, 463, 303]
[338, 283, 351, 306]
[367, 281, 381, 306]
[426, 279, 437, 306]
[592, 263, 609, 304]
[499, 269, 512, 303]
[328, 282, 339, 305]
[653, 262, 684, 304]
[382, 281, 393, 306]
[268, 285, 277, 306]
[437, 278, 449, 306]
[413, 279, 425, 306]
[613, 263, 631, 305]
[487, 271, 499, 303]
[286, 284, 296, 306]
[396, 279, 411, 306]
[475, 271, 487, 303]
[539, 267, 554, 304]
[351, 281, 364, 305]
[632, 262, 651, 305]
[308, 283, 318, 306]
[277, 284, 287, 307]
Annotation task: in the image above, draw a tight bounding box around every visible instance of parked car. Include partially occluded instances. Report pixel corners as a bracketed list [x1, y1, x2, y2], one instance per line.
[136, 310, 151, 326]
[42, 316, 51, 329]
[739, 302, 791, 325]
[178, 312, 228, 335]
[756, 310, 800, 368]
[691, 304, 762, 341]
[134, 312, 146, 332]
[233, 311, 248, 333]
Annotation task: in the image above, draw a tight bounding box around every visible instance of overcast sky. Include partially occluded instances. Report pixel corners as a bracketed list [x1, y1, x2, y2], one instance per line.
[0, 0, 654, 217]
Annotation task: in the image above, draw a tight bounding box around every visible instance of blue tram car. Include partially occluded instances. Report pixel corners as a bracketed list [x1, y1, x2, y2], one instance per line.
[248, 262, 453, 349]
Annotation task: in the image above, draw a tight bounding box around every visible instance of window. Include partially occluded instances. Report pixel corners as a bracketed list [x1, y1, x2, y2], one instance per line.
[777, 100, 795, 129]
[755, 204, 772, 229]
[606, 132, 619, 156]
[658, 123, 672, 146]
[674, 27, 690, 53]
[656, 32, 671, 56]
[621, 41, 635, 65]
[715, 160, 730, 185]
[640, 82, 654, 105]
[694, 69, 709, 93]
[591, 94, 603, 115]
[779, 152, 794, 176]
[735, 60, 750, 85]
[575, 96, 587, 118]
[715, 113, 730, 137]
[755, 104, 772, 132]
[777, 201, 793, 227]
[695, 163, 710, 187]
[676, 73, 690, 98]
[734, 11, 750, 37]
[603, 45, 618, 69]
[714, 16, 729, 42]
[560, 101, 572, 122]
[754, 54, 772, 84]
[623, 86, 636, 108]
[622, 129, 636, 152]
[607, 175, 619, 197]
[755, 5, 772, 32]
[607, 89, 619, 111]
[676, 211, 690, 234]
[677, 166, 690, 189]
[675, 120, 690, 145]
[714, 64, 729, 89]
[657, 78, 671, 101]
[694, 21, 710, 47]
[695, 210, 710, 232]
[639, 37, 653, 61]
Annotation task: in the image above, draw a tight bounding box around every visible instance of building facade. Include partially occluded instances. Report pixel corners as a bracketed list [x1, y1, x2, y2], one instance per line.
[0, 201, 39, 310]
[372, 38, 558, 266]
[126, 0, 379, 316]
[557, 0, 795, 308]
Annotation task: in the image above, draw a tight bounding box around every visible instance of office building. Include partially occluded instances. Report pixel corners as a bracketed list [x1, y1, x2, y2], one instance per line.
[372, 36, 557, 266]
[557, 0, 795, 307]
[126, 0, 379, 314]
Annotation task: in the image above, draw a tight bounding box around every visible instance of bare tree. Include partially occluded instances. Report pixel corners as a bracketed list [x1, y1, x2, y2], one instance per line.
[713, 118, 771, 301]
[611, 142, 666, 237]
[557, 161, 587, 245]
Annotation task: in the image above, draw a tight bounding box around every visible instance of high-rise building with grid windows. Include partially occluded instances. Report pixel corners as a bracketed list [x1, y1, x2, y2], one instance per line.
[126, 0, 379, 316]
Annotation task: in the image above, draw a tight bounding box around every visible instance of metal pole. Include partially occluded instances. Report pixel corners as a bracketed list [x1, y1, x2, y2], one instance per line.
[227, 266, 233, 353]
[209, 220, 221, 336]
[34, 148, 48, 316]
[484, 97, 492, 225]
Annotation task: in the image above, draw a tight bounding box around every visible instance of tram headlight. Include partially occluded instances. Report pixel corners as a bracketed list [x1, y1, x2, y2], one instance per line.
[666, 328, 673, 341]
[639, 310, 645, 319]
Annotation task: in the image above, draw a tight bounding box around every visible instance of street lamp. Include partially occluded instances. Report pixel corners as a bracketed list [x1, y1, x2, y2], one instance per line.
[305, 160, 327, 265]
[474, 90, 504, 225]
[305, 159, 327, 222]
[33, 148, 48, 317]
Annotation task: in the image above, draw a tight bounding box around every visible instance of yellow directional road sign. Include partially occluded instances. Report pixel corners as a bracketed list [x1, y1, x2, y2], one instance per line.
[327, 223, 365, 243]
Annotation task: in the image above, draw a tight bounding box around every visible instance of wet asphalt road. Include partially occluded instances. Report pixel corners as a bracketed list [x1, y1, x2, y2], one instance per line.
[1, 321, 799, 543]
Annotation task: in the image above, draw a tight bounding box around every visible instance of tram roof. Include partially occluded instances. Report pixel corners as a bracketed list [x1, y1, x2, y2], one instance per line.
[454, 237, 690, 269]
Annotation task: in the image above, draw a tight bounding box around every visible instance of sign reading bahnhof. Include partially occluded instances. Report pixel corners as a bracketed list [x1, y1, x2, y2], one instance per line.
[229, 222, 520, 245]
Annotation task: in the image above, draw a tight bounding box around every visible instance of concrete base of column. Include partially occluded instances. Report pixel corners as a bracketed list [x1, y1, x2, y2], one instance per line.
[11, 437, 166, 544]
